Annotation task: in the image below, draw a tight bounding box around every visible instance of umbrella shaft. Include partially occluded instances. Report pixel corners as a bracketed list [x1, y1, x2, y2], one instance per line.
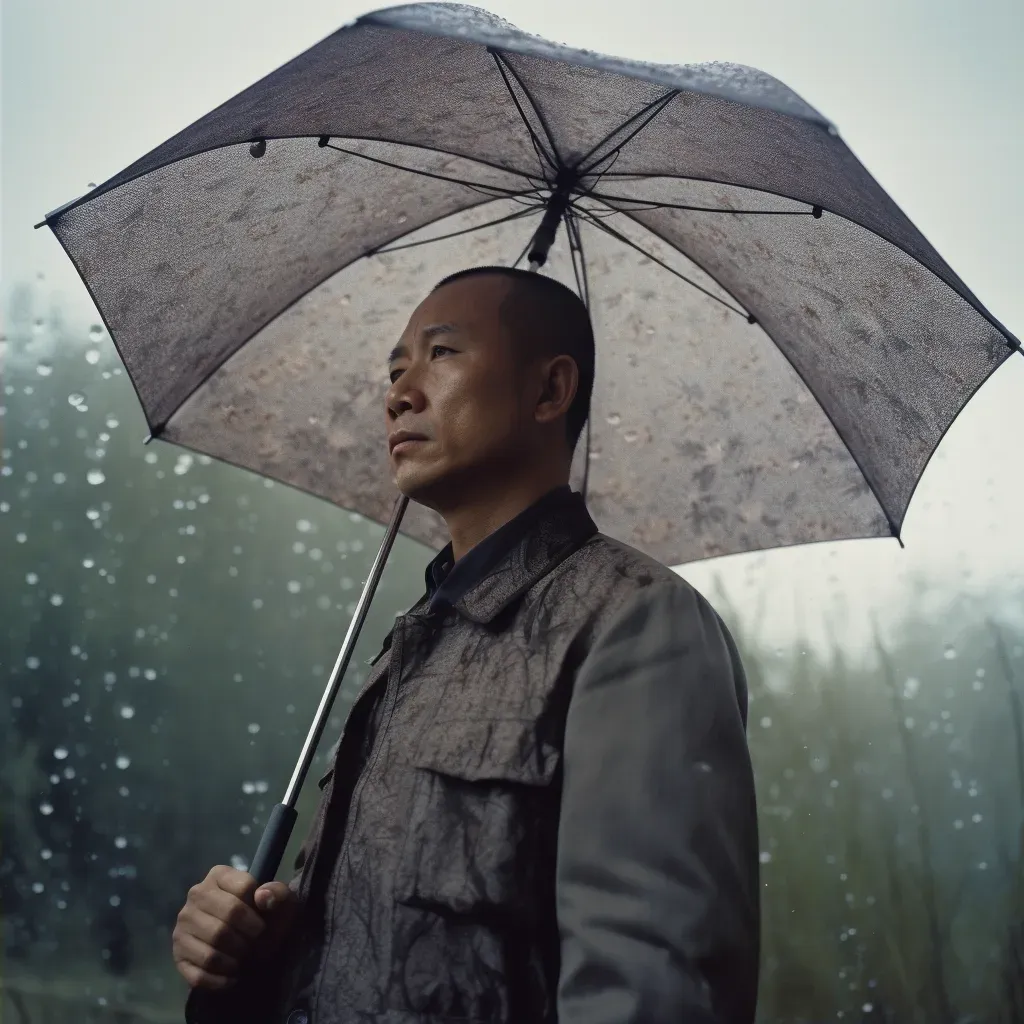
[281, 494, 409, 809]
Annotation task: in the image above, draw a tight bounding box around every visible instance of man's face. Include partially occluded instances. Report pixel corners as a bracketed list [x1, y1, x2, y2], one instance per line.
[384, 275, 532, 506]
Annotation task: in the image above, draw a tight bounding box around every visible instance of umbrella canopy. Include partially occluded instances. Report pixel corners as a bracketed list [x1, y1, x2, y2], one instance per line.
[42, 1, 1020, 567]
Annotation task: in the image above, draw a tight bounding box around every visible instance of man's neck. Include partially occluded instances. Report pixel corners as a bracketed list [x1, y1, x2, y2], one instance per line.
[441, 473, 569, 562]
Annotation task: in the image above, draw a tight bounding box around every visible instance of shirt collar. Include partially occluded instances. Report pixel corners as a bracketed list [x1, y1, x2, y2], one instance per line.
[421, 486, 597, 623]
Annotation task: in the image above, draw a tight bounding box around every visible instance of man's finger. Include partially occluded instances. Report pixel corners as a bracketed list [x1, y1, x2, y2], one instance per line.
[254, 881, 296, 913]
[176, 958, 238, 992]
[212, 866, 259, 901]
[174, 930, 241, 979]
[193, 888, 265, 942]
[178, 906, 251, 959]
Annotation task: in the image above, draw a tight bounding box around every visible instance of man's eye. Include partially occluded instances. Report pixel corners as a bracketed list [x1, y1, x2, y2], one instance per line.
[388, 368, 403, 384]
[430, 344, 454, 358]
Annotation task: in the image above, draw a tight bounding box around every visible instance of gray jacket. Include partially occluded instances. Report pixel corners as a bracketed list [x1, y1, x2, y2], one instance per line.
[187, 492, 759, 1023]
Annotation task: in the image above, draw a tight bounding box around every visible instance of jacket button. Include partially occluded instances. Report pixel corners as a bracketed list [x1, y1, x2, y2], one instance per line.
[286, 1010, 310, 1024]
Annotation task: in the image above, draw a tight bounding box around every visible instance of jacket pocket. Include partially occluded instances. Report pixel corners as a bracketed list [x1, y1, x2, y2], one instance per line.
[394, 718, 559, 918]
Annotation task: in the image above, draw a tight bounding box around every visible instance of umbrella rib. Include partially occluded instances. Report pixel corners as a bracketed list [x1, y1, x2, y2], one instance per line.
[580, 200, 906, 539]
[566, 209, 591, 309]
[149, 197, 532, 434]
[575, 89, 679, 177]
[582, 190, 820, 216]
[489, 49, 562, 177]
[572, 204, 751, 319]
[372, 204, 543, 254]
[324, 142, 533, 199]
[566, 209, 593, 501]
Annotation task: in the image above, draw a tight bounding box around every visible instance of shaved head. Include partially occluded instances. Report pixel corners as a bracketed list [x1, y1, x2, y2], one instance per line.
[433, 267, 595, 449]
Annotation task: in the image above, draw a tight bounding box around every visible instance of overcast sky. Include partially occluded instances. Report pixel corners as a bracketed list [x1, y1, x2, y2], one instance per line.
[3, 0, 1022, 650]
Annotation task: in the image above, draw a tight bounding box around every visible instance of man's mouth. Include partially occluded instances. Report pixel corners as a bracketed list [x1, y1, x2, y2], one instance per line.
[388, 430, 429, 455]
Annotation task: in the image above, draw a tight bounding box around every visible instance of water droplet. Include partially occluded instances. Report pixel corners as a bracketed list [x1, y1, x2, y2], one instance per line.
[50, 594, 64, 606]
[242, 781, 256, 794]
[26, 656, 40, 669]
[86, 508, 100, 521]
[119, 706, 135, 719]
[902, 677, 920, 699]
[68, 393, 85, 407]
[116, 754, 131, 769]
[173, 454, 194, 475]
[87, 469, 105, 485]
[287, 580, 301, 594]
[16, 532, 27, 543]
[623, 429, 639, 443]
[252, 598, 264, 610]
[293, 541, 306, 554]
[943, 645, 957, 660]
[114, 835, 128, 849]
[231, 854, 249, 872]
[26, 572, 39, 585]
[41, 848, 53, 860]
[297, 519, 313, 533]
[54, 746, 69, 760]
[39, 802, 54, 815]
[144, 668, 156, 681]
[144, 451, 158, 464]
[36, 362, 53, 377]
[606, 412, 621, 426]
[109, 895, 121, 907]
[254, 780, 268, 793]
[247, 723, 260, 734]
[759, 851, 772, 864]
[32, 882, 45, 894]
[760, 716, 772, 728]
[89, 325, 103, 340]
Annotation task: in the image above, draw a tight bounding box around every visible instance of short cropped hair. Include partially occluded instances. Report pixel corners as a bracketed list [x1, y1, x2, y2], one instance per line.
[434, 266, 595, 450]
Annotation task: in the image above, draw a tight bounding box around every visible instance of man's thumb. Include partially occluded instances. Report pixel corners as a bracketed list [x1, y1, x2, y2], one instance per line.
[254, 883, 293, 914]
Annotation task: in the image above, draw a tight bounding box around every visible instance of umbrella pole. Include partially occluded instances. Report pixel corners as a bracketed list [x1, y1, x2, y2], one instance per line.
[247, 494, 410, 884]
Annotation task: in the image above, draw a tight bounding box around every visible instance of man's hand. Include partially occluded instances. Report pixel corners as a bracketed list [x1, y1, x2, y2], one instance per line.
[172, 865, 298, 991]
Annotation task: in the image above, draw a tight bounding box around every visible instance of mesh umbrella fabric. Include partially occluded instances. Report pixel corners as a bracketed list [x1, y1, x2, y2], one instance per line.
[45, 2, 1019, 566]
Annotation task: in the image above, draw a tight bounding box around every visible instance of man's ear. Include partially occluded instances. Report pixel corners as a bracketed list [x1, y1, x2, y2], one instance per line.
[535, 355, 578, 427]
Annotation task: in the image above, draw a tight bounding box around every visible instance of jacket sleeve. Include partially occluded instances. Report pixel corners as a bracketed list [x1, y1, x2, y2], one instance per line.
[555, 582, 760, 1024]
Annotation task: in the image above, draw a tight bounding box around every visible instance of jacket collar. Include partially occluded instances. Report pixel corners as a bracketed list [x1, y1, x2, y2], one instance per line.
[446, 488, 598, 625]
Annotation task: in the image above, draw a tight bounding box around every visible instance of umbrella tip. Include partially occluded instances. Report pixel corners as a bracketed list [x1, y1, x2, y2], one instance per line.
[249, 139, 267, 159]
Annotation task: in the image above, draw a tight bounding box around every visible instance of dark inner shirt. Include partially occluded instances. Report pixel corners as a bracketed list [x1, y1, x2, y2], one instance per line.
[424, 484, 573, 613]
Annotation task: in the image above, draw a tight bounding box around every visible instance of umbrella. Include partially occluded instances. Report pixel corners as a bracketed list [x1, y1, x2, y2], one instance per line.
[38, 2, 1021, 883]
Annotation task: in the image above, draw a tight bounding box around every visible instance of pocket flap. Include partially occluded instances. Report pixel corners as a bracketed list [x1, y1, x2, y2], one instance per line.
[412, 717, 559, 787]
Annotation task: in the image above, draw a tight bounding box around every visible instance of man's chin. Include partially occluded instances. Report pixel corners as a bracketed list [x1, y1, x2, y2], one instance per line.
[392, 465, 450, 510]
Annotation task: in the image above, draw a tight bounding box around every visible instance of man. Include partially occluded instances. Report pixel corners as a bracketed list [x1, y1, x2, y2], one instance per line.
[173, 267, 760, 1023]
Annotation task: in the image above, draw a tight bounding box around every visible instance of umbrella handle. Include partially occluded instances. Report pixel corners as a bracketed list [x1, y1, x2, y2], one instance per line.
[248, 803, 298, 885]
[243, 494, 410, 883]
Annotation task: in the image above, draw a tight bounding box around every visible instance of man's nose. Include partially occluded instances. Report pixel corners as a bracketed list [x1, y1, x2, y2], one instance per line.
[386, 377, 425, 419]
